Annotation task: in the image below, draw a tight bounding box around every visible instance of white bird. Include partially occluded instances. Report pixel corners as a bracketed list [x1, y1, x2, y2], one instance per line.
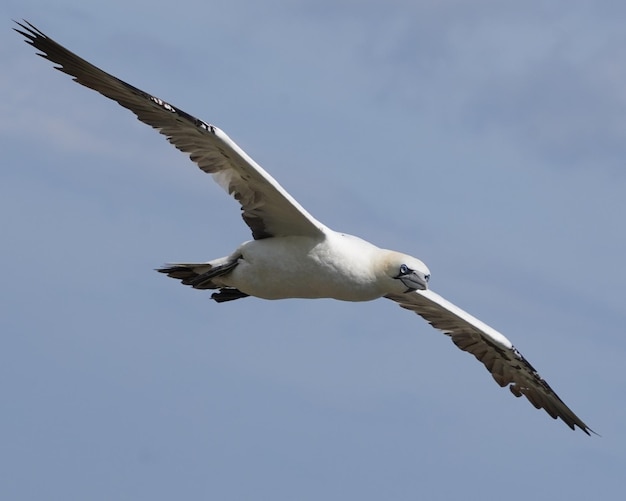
[16, 21, 593, 434]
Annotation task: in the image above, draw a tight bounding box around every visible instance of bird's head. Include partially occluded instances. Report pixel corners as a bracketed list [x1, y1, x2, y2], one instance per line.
[379, 251, 431, 294]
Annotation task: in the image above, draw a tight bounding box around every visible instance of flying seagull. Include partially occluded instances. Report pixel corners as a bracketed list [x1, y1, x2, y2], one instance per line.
[15, 21, 593, 434]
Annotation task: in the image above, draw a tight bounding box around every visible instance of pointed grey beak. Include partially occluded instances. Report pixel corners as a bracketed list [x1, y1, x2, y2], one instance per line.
[398, 271, 429, 291]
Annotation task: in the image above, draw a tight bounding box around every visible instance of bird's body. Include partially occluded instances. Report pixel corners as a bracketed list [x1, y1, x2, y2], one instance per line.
[168, 233, 427, 301]
[15, 20, 593, 434]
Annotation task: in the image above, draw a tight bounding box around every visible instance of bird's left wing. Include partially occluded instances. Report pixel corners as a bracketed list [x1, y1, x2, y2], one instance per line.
[14, 21, 325, 240]
[385, 289, 593, 434]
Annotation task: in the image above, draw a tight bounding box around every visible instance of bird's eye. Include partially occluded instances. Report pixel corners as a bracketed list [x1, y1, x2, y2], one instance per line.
[424, 274, 431, 283]
[399, 264, 410, 275]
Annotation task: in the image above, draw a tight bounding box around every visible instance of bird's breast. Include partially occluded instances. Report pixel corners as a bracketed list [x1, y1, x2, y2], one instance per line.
[222, 235, 385, 301]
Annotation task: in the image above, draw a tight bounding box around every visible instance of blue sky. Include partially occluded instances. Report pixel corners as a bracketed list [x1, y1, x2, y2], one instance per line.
[2, 1, 625, 499]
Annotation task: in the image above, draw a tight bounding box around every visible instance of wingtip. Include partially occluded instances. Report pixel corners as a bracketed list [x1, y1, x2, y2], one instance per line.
[563, 414, 596, 436]
[13, 19, 38, 35]
[581, 424, 599, 437]
[13, 19, 47, 48]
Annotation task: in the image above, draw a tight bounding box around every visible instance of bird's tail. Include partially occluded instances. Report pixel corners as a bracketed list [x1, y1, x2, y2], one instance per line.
[157, 262, 216, 288]
[156, 258, 248, 302]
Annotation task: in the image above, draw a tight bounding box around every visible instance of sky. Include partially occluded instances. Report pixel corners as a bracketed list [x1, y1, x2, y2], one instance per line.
[2, 1, 626, 499]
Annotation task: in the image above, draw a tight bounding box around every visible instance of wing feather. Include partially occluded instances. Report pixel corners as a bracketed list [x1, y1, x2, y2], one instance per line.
[15, 21, 324, 240]
[386, 289, 593, 434]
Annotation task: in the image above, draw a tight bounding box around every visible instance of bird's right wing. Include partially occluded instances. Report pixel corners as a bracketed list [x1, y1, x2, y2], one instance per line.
[386, 289, 593, 434]
[15, 21, 326, 240]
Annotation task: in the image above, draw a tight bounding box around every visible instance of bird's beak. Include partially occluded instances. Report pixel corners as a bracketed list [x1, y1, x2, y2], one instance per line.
[398, 272, 429, 292]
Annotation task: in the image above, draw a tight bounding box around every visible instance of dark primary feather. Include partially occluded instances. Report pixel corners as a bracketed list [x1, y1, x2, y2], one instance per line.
[386, 291, 593, 435]
[14, 20, 323, 240]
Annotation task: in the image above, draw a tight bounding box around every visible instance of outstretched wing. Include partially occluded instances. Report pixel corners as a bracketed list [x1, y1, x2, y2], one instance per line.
[15, 21, 325, 240]
[386, 289, 592, 434]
